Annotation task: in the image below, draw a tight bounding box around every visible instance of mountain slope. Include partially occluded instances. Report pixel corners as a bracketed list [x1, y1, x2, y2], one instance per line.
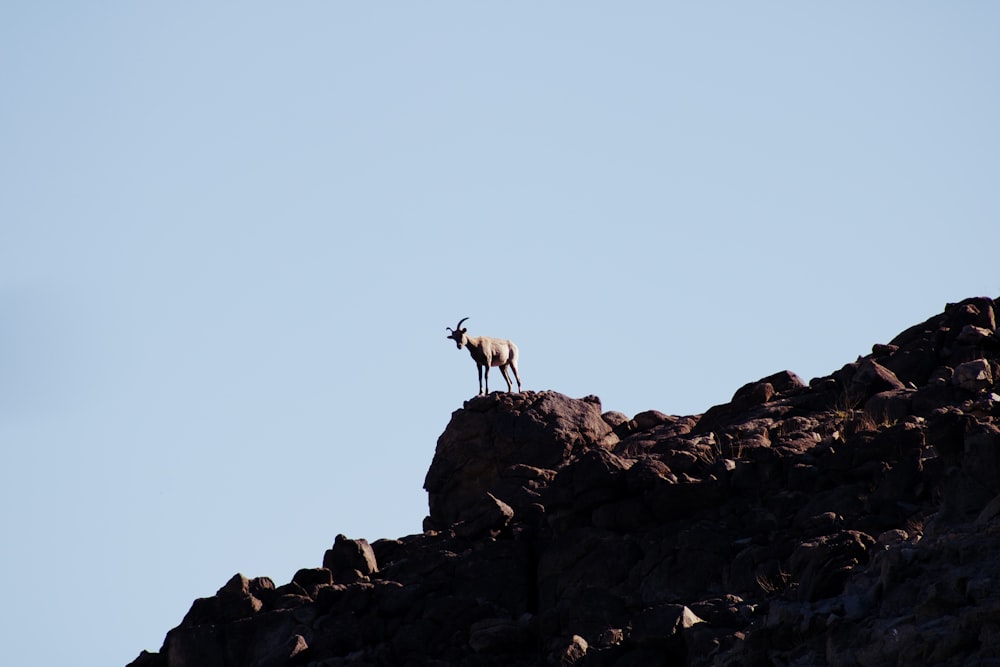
[130, 296, 1000, 666]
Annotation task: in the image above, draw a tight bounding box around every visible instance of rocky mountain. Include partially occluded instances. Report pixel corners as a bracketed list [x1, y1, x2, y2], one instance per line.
[129, 296, 1000, 666]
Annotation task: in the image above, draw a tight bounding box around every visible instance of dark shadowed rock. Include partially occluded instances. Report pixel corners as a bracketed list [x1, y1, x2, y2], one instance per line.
[132, 297, 1000, 667]
[451, 492, 514, 539]
[788, 530, 876, 602]
[468, 617, 534, 653]
[695, 370, 806, 433]
[849, 358, 906, 400]
[864, 388, 915, 423]
[631, 604, 704, 651]
[424, 391, 617, 526]
[548, 634, 589, 665]
[322, 534, 378, 579]
[947, 296, 997, 331]
[125, 651, 165, 667]
[954, 358, 994, 392]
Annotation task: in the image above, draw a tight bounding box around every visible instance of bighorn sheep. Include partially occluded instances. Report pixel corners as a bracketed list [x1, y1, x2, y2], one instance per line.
[445, 317, 522, 395]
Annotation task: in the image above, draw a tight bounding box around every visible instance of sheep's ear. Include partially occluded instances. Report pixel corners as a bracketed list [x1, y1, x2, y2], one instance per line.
[460, 328, 467, 334]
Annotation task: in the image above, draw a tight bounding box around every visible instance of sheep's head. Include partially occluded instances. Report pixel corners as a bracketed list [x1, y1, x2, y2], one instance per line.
[446, 317, 470, 349]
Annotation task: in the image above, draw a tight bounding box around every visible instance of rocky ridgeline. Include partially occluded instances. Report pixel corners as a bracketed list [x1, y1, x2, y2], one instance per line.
[130, 297, 1000, 667]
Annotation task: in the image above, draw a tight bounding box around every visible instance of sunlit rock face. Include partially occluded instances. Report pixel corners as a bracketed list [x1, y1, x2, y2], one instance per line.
[131, 296, 1000, 667]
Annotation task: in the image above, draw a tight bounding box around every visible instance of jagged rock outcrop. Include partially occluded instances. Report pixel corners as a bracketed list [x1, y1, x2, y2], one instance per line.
[130, 296, 1000, 667]
[425, 391, 617, 532]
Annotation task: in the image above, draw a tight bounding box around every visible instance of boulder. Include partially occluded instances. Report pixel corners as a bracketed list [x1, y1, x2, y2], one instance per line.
[953, 358, 994, 392]
[788, 530, 876, 602]
[322, 534, 378, 579]
[946, 296, 996, 331]
[864, 388, 915, 423]
[695, 370, 805, 433]
[452, 492, 514, 539]
[548, 634, 588, 666]
[849, 358, 906, 400]
[424, 391, 617, 525]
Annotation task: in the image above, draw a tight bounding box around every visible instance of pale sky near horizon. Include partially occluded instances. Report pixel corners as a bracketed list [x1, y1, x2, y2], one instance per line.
[2, 4, 999, 666]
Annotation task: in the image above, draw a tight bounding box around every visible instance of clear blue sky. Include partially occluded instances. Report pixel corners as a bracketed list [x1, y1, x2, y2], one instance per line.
[2, 4, 998, 666]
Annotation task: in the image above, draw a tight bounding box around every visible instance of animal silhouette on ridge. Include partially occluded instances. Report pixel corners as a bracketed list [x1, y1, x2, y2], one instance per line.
[445, 317, 522, 395]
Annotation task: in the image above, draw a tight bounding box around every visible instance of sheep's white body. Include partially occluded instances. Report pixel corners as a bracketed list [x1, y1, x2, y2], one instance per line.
[446, 318, 522, 395]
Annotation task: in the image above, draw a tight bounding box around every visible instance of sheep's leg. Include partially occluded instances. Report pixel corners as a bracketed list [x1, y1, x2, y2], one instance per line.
[500, 365, 514, 392]
[478, 365, 485, 395]
[510, 363, 522, 392]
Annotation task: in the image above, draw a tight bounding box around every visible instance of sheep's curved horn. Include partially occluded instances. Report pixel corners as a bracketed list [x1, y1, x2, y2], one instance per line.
[455, 317, 469, 330]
